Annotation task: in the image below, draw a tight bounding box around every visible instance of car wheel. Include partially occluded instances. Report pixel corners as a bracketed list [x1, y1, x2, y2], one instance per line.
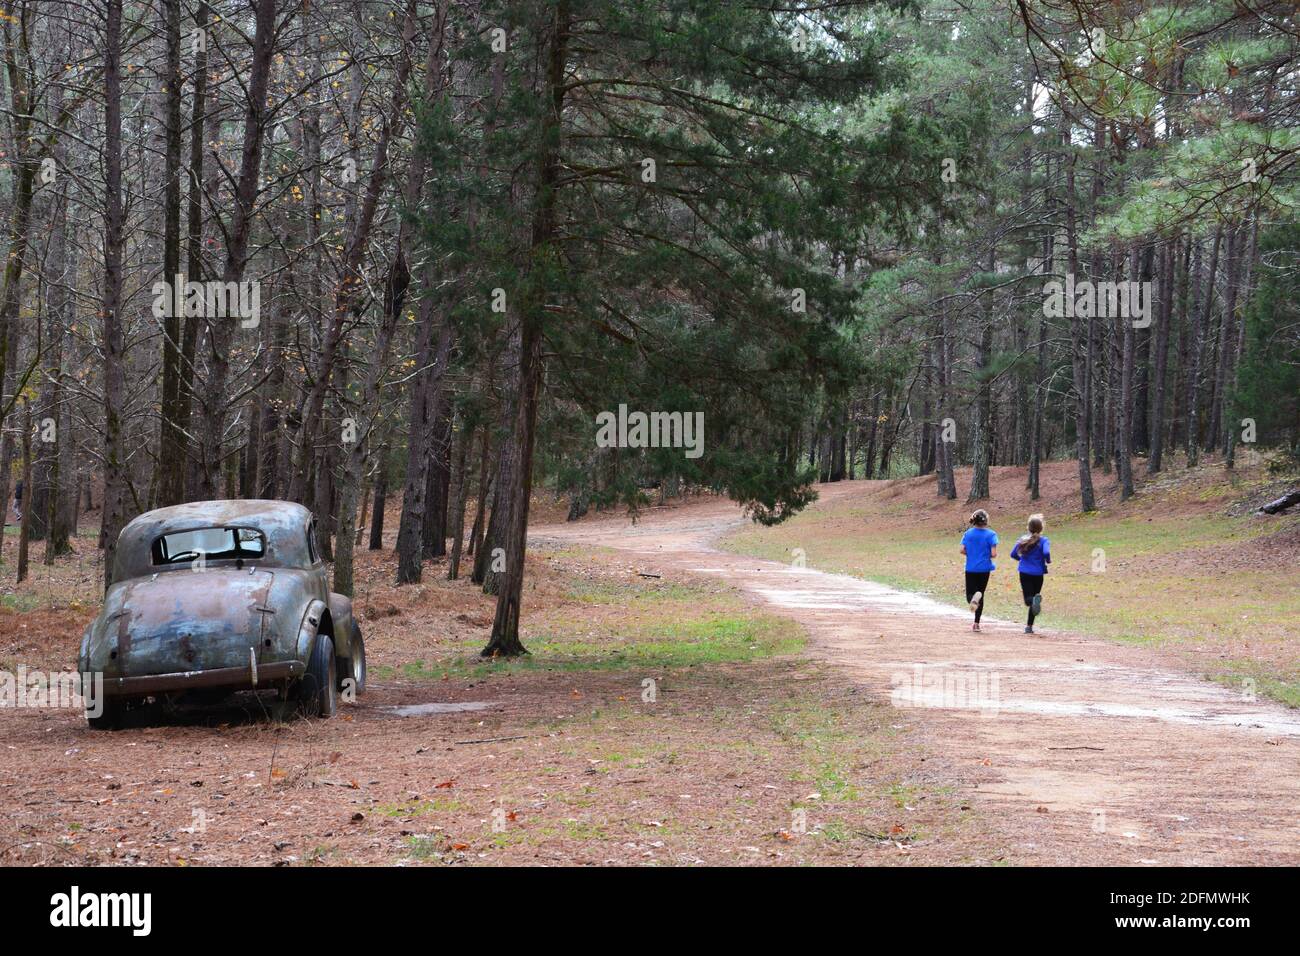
[299, 634, 338, 718]
[86, 696, 125, 731]
[338, 624, 366, 697]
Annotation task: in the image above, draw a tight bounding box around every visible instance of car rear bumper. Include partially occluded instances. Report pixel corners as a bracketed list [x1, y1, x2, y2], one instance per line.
[99, 660, 305, 697]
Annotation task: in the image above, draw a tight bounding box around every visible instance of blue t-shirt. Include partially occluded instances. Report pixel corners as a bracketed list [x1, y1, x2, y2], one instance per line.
[1011, 535, 1051, 575]
[961, 526, 998, 572]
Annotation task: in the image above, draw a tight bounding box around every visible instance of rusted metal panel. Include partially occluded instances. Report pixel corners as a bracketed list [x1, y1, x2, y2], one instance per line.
[95, 569, 274, 677]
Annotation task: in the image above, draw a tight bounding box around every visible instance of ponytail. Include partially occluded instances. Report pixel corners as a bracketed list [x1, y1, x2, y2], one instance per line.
[1020, 514, 1045, 552]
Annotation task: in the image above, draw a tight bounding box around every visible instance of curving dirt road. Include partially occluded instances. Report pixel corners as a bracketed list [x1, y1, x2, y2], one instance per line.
[535, 484, 1300, 865]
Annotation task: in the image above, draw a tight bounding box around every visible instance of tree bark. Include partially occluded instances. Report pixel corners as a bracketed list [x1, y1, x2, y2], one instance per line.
[0, 9, 38, 439]
[422, 398, 452, 559]
[466, 424, 490, 560]
[1113, 246, 1142, 500]
[1208, 224, 1241, 452]
[447, 419, 473, 579]
[475, 332, 520, 591]
[396, 310, 454, 583]
[42, 189, 72, 560]
[369, 446, 388, 550]
[966, 249, 995, 503]
[482, 0, 571, 657]
[1224, 217, 1259, 467]
[1063, 110, 1096, 510]
[174, 0, 211, 501]
[157, 0, 185, 506]
[100, 0, 129, 591]
[1186, 227, 1220, 467]
[934, 279, 956, 499]
[16, 399, 31, 581]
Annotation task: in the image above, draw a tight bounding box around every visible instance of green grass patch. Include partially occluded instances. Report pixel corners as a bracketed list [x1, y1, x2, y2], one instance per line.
[0, 593, 42, 613]
[374, 797, 469, 817]
[1206, 662, 1300, 708]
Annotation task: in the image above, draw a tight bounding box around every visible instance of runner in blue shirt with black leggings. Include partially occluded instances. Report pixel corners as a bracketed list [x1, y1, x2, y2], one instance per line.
[960, 509, 997, 632]
[1010, 513, 1050, 634]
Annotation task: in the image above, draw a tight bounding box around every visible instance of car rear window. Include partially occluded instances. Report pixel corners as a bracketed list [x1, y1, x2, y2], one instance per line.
[151, 527, 267, 565]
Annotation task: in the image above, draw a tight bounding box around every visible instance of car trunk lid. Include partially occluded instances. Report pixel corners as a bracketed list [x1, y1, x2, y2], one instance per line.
[105, 568, 276, 676]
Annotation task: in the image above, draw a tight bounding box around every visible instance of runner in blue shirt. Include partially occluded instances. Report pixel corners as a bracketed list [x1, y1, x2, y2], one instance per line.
[960, 509, 997, 632]
[1010, 513, 1050, 634]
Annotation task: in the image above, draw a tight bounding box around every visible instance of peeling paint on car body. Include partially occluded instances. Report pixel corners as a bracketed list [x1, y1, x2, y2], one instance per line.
[78, 500, 358, 706]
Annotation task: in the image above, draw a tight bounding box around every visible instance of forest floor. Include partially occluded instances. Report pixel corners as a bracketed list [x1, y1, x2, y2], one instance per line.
[539, 454, 1300, 866]
[1, 454, 1297, 865]
[0, 504, 1001, 866]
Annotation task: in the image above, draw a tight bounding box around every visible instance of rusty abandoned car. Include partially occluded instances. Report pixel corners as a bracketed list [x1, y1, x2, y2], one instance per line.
[77, 500, 366, 729]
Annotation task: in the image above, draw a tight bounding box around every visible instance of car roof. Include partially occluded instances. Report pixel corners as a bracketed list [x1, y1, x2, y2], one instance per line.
[123, 499, 312, 534]
[112, 500, 315, 582]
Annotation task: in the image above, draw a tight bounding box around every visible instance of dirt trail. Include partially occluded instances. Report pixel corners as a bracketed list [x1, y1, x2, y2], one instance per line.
[535, 484, 1300, 865]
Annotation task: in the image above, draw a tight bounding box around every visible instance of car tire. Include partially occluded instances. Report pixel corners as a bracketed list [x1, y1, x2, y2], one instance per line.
[338, 624, 366, 697]
[299, 634, 338, 718]
[86, 696, 125, 731]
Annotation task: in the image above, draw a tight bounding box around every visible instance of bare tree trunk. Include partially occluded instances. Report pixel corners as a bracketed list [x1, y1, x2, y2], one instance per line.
[0, 10, 38, 439]
[1029, 310, 1048, 500]
[966, 322, 992, 503]
[368, 447, 387, 550]
[43, 192, 72, 560]
[100, 0, 129, 591]
[1224, 217, 1259, 467]
[447, 419, 473, 579]
[396, 314, 454, 583]
[475, 333, 520, 591]
[935, 286, 956, 498]
[423, 397, 453, 557]
[29, 154, 67, 543]
[1209, 224, 1241, 453]
[466, 424, 490, 559]
[0, 323, 19, 552]
[1114, 246, 1141, 500]
[862, 395, 878, 481]
[50, 219, 78, 556]
[16, 399, 31, 582]
[174, 0, 211, 502]
[256, 273, 286, 497]
[966, 248, 995, 503]
[1186, 227, 1220, 467]
[1029, 182, 1052, 499]
[1147, 238, 1175, 473]
[482, 0, 571, 657]
[1013, 314, 1029, 467]
[1063, 112, 1096, 511]
[157, 0, 185, 506]
[1169, 237, 1192, 454]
